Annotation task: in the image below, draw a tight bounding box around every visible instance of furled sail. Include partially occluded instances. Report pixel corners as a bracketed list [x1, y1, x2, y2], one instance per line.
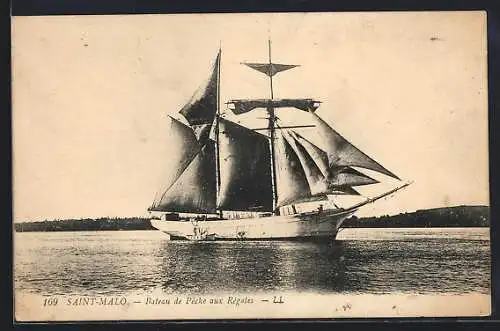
[217, 118, 273, 211]
[274, 130, 312, 207]
[309, 110, 400, 179]
[151, 116, 201, 208]
[227, 98, 321, 114]
[153, 144, 217, 214]
[179, 52, 220, 126]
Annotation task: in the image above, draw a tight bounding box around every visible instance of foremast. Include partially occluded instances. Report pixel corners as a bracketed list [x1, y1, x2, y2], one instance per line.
[267, 40, 279, 214]
[214, 45, 223, 218]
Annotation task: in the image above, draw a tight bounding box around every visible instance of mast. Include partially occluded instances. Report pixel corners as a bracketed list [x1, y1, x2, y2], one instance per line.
[215, 46, 223, 218]
[267, 39, 279, 214]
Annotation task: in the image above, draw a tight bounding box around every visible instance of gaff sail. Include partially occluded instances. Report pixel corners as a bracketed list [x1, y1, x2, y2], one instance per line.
[217, 118, 273, 211]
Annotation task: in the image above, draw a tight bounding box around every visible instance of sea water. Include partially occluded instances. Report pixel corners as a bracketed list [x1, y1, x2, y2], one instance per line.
[14, 227, 490, 296]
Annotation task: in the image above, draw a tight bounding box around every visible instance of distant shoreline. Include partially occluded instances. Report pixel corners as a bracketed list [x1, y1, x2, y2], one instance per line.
[14, 205, 489, 232]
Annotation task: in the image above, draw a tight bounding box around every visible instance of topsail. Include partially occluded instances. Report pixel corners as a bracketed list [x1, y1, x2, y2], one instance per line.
[180, 52, 221, 126]
[242, 62, 299, 77]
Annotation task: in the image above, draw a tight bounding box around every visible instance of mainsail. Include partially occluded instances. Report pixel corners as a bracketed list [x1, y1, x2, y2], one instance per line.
[217, 118, 273, 211]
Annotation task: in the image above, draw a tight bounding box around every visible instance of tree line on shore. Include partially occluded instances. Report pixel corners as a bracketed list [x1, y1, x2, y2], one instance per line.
[342, 205, 489, 228]
[14, 217, 155, 232]
[14, 205, 489, 232]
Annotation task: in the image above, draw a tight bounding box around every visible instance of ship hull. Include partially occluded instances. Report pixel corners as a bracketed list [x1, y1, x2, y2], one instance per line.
[150, 208, 356, 241]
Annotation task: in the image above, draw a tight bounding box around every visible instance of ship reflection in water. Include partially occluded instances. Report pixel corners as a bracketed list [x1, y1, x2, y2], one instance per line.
[14, 228, 490, 296]
[159, 240, 347, 294]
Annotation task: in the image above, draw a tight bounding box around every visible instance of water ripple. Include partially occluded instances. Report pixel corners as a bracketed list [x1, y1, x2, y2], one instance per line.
[14, 228, 491, 296]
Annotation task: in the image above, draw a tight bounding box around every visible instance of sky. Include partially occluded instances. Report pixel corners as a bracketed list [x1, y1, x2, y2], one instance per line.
[12, 11, 489, 221]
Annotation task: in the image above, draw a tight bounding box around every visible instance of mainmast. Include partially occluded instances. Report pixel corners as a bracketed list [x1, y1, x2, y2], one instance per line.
[267, 39, 279, 214]
[238, 40, 304, 214]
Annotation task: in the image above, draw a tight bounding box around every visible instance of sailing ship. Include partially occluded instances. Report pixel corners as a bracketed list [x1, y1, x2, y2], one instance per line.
[148, 41, 410, 241]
